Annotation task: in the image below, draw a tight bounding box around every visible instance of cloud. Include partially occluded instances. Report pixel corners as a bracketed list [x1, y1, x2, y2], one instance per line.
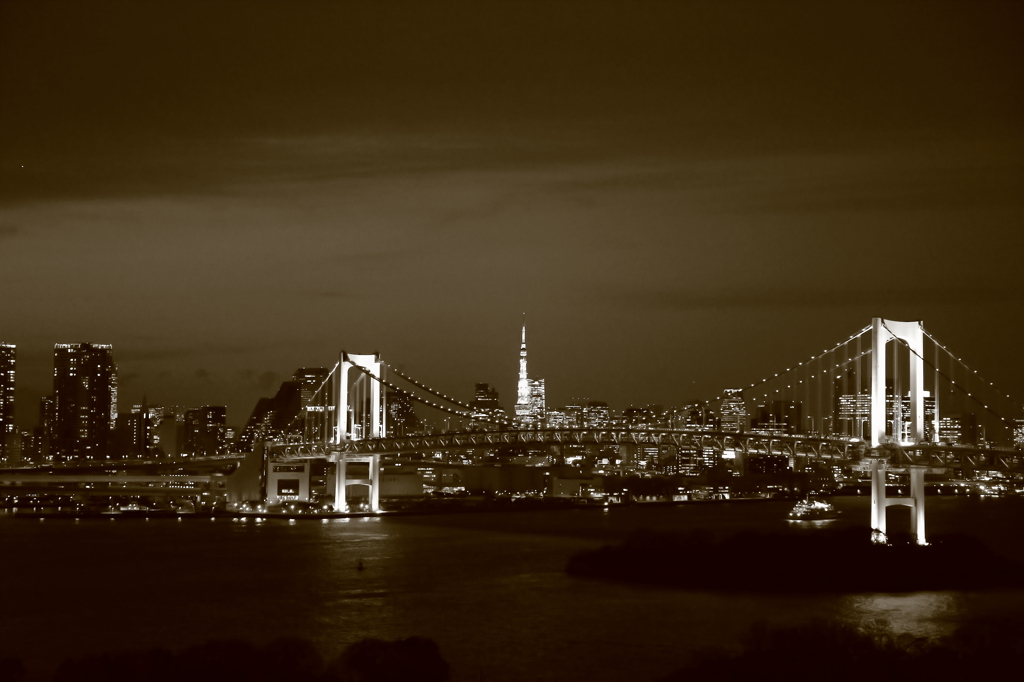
[628, 285, 1024, 312]
[238, 369, 281, 393]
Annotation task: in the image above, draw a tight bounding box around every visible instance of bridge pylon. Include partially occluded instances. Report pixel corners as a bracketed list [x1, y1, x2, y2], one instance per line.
[866, 456, 927, 545]
[870, 318, 930, 448]
[331, 351, 386, 512]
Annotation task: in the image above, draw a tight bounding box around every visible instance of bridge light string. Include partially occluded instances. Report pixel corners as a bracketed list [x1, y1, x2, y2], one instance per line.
[348, 359, 512, 427]
[701, 326, 870, 408]
[747, 347, 874, 407]
[883, 322, 1021, 434]
[921, 328, 1024, 416]
[381, 361, 478, 412]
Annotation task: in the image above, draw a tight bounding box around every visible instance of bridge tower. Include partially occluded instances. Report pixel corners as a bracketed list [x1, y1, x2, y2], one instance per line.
[868, 318, 929, 545]
[331, 352, 386, 512]
[870, 318, 926, 448]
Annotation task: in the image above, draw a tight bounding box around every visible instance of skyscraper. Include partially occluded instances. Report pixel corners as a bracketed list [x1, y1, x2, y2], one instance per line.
[719, 388, 746, 432]
[386, 389, 418, 437]
[469, 383, 504, 429]
[294, 367, 332, 442]
[183, 406, 227, 457]
[51, 343, 117, 461]
[0, 343, 14, 463]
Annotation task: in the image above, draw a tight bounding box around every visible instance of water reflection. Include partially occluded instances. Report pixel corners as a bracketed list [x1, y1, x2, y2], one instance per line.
[840, 592, 962, 640]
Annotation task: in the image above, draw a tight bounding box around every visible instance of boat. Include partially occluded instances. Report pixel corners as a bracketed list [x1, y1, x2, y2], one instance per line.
[787, 498, 840, 521]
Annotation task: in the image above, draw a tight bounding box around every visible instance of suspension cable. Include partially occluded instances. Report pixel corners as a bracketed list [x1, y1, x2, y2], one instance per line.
[382, 362, 477, 411]
[921, 328, 1023, 414]
[349, 359, 511, 426]
[882, 321, 1020, 432]
[706, 325, 871, 407]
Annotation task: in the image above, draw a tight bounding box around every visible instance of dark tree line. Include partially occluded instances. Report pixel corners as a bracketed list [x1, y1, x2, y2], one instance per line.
[660, 618, 1024, 681]
[0, 636, 449, 682]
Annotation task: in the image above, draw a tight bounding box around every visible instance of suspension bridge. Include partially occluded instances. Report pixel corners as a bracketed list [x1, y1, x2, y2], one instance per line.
[255, 318, 1022, 544]
[5, 318, 1021, 544]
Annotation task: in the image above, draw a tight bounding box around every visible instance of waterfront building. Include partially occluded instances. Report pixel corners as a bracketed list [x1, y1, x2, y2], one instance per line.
[564, 401, 584, 428]
[546, 409, 569, 428]
[154, 406, 186, 457]
[939, 413, 978, 445]
[183, 406, 227, 457]
[1015, 419, 1024, 450]
[623, 405, 662, 429]
[719, 388, 746, 432]
[240, 368, 334, 449]
[838, 392, 870, 438]
[294, 367, 333, 442]
[469, 383, 505, 429]
[583, 401, 611, 428]
[752, 400, 802, 436]
[51, 343, 117, 461]
[0, 343, 14, 464]
[528, 379, 546, 425]
[113, 410, 146, 460]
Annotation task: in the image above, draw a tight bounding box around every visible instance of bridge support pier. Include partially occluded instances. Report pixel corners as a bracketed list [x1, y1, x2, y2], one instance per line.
[334, 455, 347, 512]
[869, 459, 927, 545]
[332, 453, 381, 513]
[369, 454, 380, 512]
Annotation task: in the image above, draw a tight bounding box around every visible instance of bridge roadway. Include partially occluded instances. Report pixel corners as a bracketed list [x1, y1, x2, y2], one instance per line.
[266, 427, 1023, 472]
[5, 430, 1018, 476]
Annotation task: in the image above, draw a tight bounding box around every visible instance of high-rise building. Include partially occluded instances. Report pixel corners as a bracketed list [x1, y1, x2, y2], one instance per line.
[183, 406, 227, 457]
[939, 413, 978, 445]
[1014, 419, 1024, 450]
[719, 389, 746, 433]
[752, 400, 802, 436]
[528, 379, 546, 425]
[294, 367, 333, 442]
[469, 383, 504, 429]
[239, 368, 332, 450]
[387, 389, 418, 437]
[838, 392, 871, 438]
[51, 343, 117, 461]
[584, 401, 611, 428]
[564, 401, 584, 428]
[0, 343, 14, 463]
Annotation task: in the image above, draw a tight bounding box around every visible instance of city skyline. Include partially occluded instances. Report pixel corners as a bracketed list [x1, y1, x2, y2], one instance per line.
[3, 311, 1019, 465]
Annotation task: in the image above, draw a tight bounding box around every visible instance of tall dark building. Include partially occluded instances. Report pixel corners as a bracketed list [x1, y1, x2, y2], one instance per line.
[0, 343, 14, 463]
[51, 343, 117, 461]
[238, 379, 303, 450]
[294, 367, 332, 443]
[183, 406, 227, 457]
[753, 400, 803, 436]
[386, 389, 418, 437]
[469, 383, 504, 429]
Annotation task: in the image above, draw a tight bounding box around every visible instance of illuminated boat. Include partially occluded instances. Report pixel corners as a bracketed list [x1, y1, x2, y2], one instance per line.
[787, 498, 840, 521]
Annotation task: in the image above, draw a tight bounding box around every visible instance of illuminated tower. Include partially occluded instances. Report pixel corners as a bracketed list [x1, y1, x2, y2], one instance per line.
[52, 343, 117, 461]
[515, 319, 531, 424]
[0, 343, 14, 462]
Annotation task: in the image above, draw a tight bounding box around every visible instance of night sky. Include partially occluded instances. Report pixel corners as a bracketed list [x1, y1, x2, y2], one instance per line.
[2, 1, 1022, 428]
